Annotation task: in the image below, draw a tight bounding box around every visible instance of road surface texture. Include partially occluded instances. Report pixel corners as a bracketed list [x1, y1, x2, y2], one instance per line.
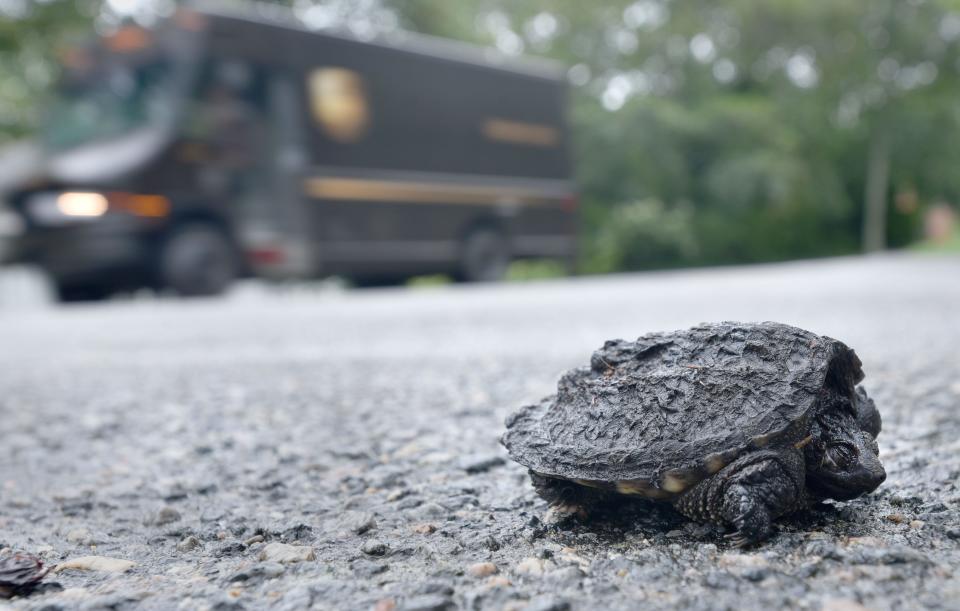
[1, 254, 958, 610]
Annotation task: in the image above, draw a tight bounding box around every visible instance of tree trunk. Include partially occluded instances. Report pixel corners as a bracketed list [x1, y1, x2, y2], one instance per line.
[862, 128, 891, 253]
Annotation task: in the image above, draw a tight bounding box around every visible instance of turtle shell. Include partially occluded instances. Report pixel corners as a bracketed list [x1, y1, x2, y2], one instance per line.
[502, 322, 864, 499]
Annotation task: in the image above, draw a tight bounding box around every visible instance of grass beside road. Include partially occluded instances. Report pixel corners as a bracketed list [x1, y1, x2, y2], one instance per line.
[406, 259, 571, 288]
[911, 227, 960, 253]
[504, 259, 568, 282]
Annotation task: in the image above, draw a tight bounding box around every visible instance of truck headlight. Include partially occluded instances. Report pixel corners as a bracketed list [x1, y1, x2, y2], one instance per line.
[28, 191, 169, 225]
[29, 191, 108, 225]
[56, 192, 109, 217]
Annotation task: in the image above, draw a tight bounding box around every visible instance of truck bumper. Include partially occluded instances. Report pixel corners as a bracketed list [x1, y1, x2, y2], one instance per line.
[15, 218, 158, 283]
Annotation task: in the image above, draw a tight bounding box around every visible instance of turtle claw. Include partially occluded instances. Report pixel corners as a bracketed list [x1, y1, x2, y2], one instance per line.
[723, 531, 754, 548]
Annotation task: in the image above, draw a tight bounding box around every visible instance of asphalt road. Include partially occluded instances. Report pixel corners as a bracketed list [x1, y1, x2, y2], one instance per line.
[1, 254, 958, 610]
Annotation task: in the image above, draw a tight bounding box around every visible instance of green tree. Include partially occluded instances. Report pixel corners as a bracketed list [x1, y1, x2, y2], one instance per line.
[0, 0, 94, 140]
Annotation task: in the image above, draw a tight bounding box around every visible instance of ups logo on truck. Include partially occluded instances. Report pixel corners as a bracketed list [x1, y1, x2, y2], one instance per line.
[307, 67, 370, 143]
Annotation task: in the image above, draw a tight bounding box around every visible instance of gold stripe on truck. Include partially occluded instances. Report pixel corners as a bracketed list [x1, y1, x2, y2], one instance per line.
[482, 118, 560, 148]
[303, 177, 559, 206]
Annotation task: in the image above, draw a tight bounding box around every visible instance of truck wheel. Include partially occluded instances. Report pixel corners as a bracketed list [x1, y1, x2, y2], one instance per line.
[54, 281, 110, 303]
[159, 223, 237, 297]
[457, 227, 509, 283]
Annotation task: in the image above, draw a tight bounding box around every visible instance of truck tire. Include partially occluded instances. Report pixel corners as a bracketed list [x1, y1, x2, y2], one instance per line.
[54, 280, 110, 303]
[457, 227, 509, 283]
[159, 223, 237, 297]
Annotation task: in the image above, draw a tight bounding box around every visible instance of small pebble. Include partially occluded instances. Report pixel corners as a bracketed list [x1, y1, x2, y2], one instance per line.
[258, 542, 315, 564]
[243, 534, 265, 546]
[486, 575, 511, 588]
[215, 542, 246, 557]
[153, 507, 182, 526]
[228, 562, 285, 583]
[53, 556, 135, 573]
[281, 524, 313, 542]
[345, 512, 378, 535]
[176, 536, 201, 552]
[413, 582, 454, 596]
[374, 599, 397, 611]
[467, 562, 498, 577]
[387, 489, 408, 502]
[65, 528, 95, 546]
[515, 557, 545, 578]
[361, 540, 389, 556]
[413, 524, 436, 535]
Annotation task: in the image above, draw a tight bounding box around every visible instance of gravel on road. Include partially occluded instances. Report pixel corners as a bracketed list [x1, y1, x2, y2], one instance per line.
[0, 254, 958, 610]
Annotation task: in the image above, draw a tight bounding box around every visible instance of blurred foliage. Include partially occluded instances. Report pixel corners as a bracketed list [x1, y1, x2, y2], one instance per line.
[586, 199, 697, 272]
[3, 0, 960, 270]
[0, 0, 94, 138]
[912, 229, 960, 252]
[505, 258, 568, 281]
[388, 0, 960, 267]
[405, 274, 451, 288]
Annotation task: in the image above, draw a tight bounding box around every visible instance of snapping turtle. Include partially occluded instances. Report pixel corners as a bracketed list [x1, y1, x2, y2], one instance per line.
[502, 322, 885, 546]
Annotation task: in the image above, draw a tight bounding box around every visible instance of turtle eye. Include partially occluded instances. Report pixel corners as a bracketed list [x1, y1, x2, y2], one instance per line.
[826, 442, 858, 469]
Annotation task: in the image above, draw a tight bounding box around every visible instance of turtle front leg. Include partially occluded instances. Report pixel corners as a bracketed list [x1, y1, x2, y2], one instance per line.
[529, 471, 608, 522]
[720, 480, 780, 547]
[673, 449, 806, 547]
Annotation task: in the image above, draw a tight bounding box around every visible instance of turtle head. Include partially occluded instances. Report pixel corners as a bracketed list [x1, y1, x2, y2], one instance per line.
[805, 396, 886, 501]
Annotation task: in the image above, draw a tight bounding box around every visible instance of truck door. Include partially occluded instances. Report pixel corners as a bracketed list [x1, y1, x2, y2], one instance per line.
[184, 62, 313, 280]
[247, 71, 314, 279]
[181, 61, 269, 225]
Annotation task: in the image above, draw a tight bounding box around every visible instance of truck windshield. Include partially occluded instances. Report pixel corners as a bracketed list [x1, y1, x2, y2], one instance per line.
[43, 55, 179, 152]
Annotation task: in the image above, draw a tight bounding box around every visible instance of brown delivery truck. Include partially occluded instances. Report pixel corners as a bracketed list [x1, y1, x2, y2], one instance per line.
[3, 4, 577, 300]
